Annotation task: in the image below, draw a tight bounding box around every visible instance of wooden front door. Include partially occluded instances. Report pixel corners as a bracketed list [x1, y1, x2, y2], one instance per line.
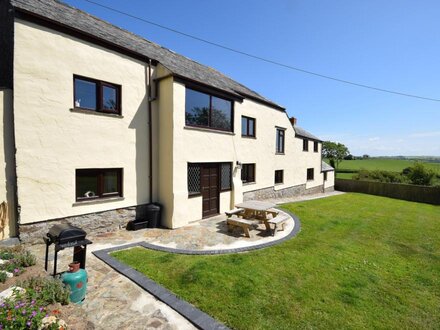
[201, 164, 220, 218]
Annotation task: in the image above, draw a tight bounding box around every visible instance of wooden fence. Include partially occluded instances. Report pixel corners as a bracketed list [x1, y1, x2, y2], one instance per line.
[335, 179, 440, 205]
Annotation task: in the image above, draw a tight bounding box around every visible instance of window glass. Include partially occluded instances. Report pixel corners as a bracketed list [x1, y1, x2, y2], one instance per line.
[276, 129, 285, 153]
[241, 116, 247, 136]
[242, 116, 255, 137]
[103, 85, 117, 111]
[185, 89, 210, 127]
[248, 118, 255, 136]
[303, 139, 309, 151]
[307, 168, 314, 180]
[76, 169, 122, 201]
[275, 170, 284, 184]
[103, 170, 119, 194]
[188, 164, 201, 195]
[241, 164, 255, 183]
[211, 97, 232, 131]
[75, 79, 96, 110]
[220, 163, 232, 190]
[76, 172, 99, 199]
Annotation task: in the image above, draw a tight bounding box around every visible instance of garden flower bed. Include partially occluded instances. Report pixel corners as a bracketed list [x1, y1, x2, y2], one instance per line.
[0, 247, 90, 329]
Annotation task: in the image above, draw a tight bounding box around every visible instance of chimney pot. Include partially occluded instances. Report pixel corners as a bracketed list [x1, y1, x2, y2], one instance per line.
[289, 117, 297, 125]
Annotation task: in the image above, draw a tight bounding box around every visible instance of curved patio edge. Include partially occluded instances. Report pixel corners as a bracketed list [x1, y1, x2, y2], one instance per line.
[91, 208, 301, 330]
[141, 208, 301, 255]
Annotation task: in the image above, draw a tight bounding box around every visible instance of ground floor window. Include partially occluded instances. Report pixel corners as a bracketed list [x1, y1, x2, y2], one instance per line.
[76, 168, 122, 201]
[307, 168, 314, 181]
[241, 164, 255, 183]
[275, 170, 284, 184]
[324, 172, 328, 181]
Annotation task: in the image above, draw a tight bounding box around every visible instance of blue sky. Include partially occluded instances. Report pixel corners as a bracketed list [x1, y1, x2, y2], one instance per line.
[64, 0, 440, 156]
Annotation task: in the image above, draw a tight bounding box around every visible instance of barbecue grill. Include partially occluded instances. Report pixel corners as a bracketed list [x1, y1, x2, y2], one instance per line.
[44, 224, 92, 276]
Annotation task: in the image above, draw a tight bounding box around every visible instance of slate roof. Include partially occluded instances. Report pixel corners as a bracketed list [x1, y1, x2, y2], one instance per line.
[293, 125, 322, 141]
[10, 0, 284, 110]
[321, 161, 334, 172]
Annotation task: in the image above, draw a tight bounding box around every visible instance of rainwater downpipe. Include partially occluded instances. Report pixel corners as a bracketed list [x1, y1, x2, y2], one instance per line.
[147, 59, 153, 204]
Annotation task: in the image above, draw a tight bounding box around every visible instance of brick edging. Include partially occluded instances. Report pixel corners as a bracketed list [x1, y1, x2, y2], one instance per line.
[92, 208, 301, 329]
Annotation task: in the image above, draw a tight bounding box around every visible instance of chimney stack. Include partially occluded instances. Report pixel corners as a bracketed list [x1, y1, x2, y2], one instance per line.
[289, 117, 297, 126]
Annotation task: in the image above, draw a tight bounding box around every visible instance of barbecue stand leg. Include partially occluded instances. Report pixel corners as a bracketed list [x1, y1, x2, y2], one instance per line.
[53, 250, 58, 277]
[44, 242, 49, 272]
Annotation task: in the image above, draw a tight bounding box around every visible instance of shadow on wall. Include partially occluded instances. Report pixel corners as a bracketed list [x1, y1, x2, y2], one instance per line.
[2, 89, 17, 238]
[128, 67, 151, 221]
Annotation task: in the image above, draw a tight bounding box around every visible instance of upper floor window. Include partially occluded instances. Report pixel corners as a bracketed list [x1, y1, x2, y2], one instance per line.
[241, 164, 256, 184]
[303, 139, 309, 151]
[276, 128, 285, 154]
[314, 141, 319, 152]
[275, 170, 284, 184]
[242, 116, 256, 137]
[76, 168, 123, 201]
[307, 168, 314, 181]
[74, 75, 121, 115]
[185, 88, 233, 132]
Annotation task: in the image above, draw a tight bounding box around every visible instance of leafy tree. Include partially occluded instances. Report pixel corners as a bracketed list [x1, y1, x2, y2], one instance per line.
[403, 162, 435, 186]
[322, 141, 349, 169]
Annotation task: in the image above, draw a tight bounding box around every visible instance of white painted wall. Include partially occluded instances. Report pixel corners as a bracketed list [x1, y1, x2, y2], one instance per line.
[13, 20, 151, 224]
[159, 79, 325, 227]
[324, 170, 335, 189]
[0, 89, 16, 238]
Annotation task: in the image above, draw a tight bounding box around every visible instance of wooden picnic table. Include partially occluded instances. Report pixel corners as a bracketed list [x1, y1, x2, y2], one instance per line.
[235, 200, 276, 211]
[226, 201, 288, 237]
[234, 200, 278, 231]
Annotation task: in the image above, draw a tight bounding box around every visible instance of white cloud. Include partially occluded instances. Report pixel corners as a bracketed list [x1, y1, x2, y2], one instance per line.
[368, 137, 380, 142]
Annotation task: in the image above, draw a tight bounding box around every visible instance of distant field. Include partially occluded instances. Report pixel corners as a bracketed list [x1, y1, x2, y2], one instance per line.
[335, 159, 440, 180]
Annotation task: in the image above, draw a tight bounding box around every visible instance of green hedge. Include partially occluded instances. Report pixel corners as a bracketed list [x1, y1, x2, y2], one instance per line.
[335, 179, 440, 205]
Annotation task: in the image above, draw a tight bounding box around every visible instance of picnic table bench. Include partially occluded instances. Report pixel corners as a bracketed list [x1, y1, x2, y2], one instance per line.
[267, 214, 289, 236]
[226, 216, 258, 238]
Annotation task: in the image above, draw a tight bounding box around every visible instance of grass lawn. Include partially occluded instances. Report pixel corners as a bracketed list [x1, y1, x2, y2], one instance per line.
[112, 194, 440, 329]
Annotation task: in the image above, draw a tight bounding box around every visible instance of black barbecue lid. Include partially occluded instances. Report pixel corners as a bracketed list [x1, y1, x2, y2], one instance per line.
[47, 223, 86, 239]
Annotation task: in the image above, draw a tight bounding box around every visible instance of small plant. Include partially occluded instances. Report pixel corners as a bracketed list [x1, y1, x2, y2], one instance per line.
[15, 250, 37, 267]
[0, 250, 15, 260]
[19, 276, 70, 306]
[0, 296, 47, 329]
[2, 261, 25, 276]
[0, 270, 7, 283]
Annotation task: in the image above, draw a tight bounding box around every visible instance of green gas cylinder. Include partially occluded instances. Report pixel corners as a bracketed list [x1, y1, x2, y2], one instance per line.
[61, 262, 87, 304]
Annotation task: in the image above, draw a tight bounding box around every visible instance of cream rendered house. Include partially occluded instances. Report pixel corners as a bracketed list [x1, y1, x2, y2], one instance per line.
[0, 0, 334, 243]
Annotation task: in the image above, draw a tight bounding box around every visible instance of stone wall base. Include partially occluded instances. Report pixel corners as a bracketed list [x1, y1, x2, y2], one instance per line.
[244, 184, 307, 201]
[324, 186, 335, 193]
[19, 204, 150, 245]
[243, 183, 336, 201]
[304, 185, 324, 195]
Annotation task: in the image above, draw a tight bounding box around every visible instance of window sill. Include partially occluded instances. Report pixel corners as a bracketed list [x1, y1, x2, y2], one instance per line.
[188, 193, 201, 199]
[184, 126, 235, 135]
[274, 182, 284, 186]
[70, 108, 124, 118]
[242, 182, 256, 186]
[275, 152, 285, 155]
[307, 179, 314, 182]
[73, 196, 124, 206]
[241, 135, 256, 139]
